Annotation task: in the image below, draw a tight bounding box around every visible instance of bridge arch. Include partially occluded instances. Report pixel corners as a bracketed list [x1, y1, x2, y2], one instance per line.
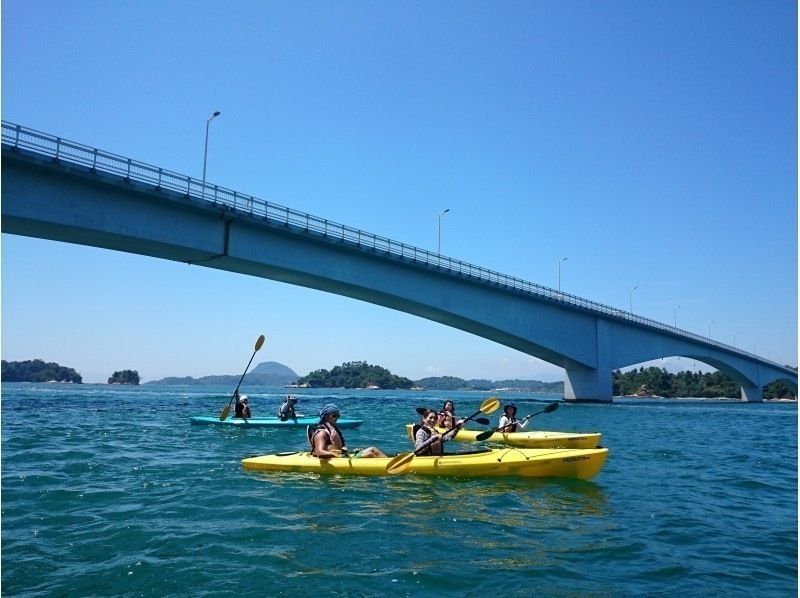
[2, 121, 795, 402]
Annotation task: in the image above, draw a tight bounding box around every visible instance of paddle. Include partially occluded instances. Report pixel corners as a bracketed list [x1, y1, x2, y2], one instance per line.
[219, 334, 266, 421]
[474, 401, 560, 441]
[414, 407, 489, 426]
[387, 396, 500, 475]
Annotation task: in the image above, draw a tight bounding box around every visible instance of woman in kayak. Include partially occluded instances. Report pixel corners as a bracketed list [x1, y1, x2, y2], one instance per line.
[497, 403, 530, 433]
[311, 404, 385, 459]
[415, 408, 464, 456]
[437, 400, 457, 428]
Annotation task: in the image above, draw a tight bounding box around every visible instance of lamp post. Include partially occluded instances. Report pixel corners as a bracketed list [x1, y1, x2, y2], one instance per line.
[202, 110, 221, 195]
[437, 208, 450, 254]
[629, 286, 638, 313]
[558, 257, 568, 292]
[708, 320, 715, 339]
[673, 305, 680, 328]
[733, 331, 739, 347]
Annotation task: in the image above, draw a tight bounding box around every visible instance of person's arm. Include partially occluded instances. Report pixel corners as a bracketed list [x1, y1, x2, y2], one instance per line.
[516, 415, 531, 430]
[441, 418, 465, 441]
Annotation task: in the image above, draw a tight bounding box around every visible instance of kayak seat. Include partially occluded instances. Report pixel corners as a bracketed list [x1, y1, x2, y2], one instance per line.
[306, 425, 314, 449]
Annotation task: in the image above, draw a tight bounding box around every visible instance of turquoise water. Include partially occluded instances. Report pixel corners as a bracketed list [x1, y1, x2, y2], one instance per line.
[1, 384, 796, 596]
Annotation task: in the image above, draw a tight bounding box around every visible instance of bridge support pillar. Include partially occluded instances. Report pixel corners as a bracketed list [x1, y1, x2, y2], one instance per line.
[740, 383, 763, 402]
[564, 367, 613, 403]
[563, 318, 613, 403]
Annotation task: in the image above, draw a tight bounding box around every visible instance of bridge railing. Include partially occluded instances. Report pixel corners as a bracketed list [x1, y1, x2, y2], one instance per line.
[1, 121, 785, 370]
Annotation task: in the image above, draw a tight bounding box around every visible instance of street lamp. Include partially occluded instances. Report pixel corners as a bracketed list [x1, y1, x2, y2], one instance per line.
[629, 286, 638, 313]
[437, 208, 450, 254]
[673, 305, 680, 328]
[202, 110, 221, 195]
[558, 257, 568, 292]
[733, 331, 739, 347]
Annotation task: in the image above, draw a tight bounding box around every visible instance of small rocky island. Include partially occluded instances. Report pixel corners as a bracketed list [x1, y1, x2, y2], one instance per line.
[108, 370, 140, 385]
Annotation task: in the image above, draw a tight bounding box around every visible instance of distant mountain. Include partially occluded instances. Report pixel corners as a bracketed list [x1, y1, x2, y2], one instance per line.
[250, 361, 297, 377]
[145, 361, 299, 386]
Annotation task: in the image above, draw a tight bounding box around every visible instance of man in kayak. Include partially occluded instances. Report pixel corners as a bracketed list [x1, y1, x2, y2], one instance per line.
[278, 395, 298, 421]
[310, 404, 385, 459]
[233, 393, 251, 419]
[497, 403, 530, 433]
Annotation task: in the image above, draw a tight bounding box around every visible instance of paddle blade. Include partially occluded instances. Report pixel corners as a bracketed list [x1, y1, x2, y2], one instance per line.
[385, 452, 414, 475]
[480, 397, 501, 414]
[254, 334, 266, 351]
[475, 429, 495, 441]
[415, 407, 428, 416]
[219, 405, 230, 421]
[544, 402, 559, 413]
[474, 417, 490, 426]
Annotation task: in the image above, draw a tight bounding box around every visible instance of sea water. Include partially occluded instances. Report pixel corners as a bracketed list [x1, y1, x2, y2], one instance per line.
[1, 384, 796, 596]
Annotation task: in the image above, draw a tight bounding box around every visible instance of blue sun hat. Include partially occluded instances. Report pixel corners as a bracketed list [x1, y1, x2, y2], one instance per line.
[504, 403, 517, 414]
[319, 403, 340, 419]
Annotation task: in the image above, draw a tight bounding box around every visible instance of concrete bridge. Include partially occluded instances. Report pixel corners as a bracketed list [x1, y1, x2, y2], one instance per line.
[2, 121, 796, 401]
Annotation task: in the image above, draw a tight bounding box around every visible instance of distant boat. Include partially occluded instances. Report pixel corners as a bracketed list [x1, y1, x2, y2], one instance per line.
[365, 385, 380, 390]
[284, 383, 309, 388]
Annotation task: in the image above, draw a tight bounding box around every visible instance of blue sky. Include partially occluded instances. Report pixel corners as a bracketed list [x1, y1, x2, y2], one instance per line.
[2, 0, 796, 383]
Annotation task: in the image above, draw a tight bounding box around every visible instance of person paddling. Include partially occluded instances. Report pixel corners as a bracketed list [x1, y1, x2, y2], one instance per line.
[413, 408, 456, 456]
[310, 404, 385, 459]
[437, 400, 457, 429]
[233, 392, 251, 419]
[278, 395, 298, 421]
[497, 403, 530, 433]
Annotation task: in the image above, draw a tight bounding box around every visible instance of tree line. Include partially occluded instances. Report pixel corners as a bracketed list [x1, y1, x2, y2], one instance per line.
[1, 359, 82, 383]
[613, 367, 795, 399]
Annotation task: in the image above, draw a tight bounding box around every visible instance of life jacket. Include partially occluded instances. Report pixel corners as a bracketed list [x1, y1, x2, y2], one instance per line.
[500, 415, 519, 433]
[234, 401, 245, 418]
[414, 424, 443, 456]
[308, 422, 345, 456]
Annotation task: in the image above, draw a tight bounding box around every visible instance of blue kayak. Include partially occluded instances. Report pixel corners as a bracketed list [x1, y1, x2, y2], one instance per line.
[189, 416, 363, 429]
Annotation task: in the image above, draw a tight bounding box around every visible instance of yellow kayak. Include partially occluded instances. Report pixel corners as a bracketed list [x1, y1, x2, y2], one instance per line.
[404, 424, 601, 449]
[242, 447, 608, 479]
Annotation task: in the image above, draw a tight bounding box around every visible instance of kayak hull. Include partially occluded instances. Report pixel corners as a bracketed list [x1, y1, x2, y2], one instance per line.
[405, 424, 601, 449]
[242, 447, 608, 479]
[190, 416, 362, 429]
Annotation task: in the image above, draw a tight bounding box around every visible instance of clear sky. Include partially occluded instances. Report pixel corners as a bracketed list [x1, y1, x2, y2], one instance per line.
[1, 1, 797, 384]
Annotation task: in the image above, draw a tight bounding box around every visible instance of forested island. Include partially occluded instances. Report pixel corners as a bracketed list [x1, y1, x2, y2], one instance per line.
[1, 359, 82, 383]
[613, 367, 795, 400]
[296, 361, 413, 389]
[108, 370, 140, 385]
